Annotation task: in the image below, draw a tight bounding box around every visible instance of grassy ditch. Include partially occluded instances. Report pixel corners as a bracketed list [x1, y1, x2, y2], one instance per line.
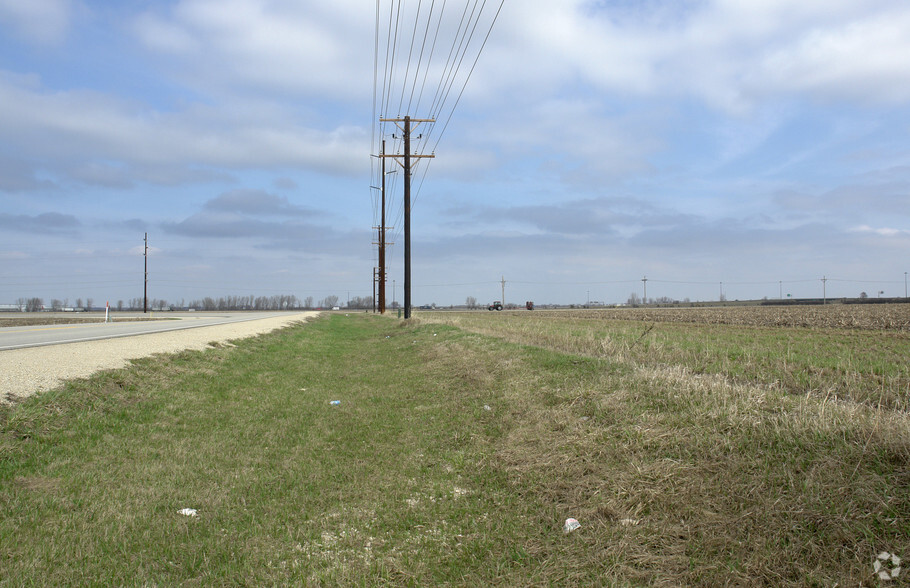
[2, 313, 909, 585]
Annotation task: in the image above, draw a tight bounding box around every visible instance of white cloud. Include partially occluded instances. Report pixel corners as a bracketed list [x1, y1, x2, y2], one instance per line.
[0, 251, 30, 260]
[753, 9, 910, 103]
[472, 1, 910, 113]
[132, 12, 200, 54]
[850, 225, 906, 237]
[0, 72, 369, 180]
[132, 0, 373, 100]
[0, 0, 74, 45]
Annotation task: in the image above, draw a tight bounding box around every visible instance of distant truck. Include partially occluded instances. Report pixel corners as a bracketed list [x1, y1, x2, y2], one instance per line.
[487, 301, 503, 311]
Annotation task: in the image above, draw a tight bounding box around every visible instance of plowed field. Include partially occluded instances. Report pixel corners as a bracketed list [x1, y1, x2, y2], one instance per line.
[528, 303, 910, 330]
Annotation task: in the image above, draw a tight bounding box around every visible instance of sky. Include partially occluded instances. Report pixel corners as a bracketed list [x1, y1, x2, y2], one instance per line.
[1, 0, 909, 309]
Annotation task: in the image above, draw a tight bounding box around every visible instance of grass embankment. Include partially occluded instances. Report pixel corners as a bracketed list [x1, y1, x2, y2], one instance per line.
[2, 313, 909, 585]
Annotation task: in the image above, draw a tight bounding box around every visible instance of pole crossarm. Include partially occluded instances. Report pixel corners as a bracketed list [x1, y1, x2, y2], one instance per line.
[378, 153, 435, 167]
[378, 117, 436, 166]
[380, 117, 436, 125]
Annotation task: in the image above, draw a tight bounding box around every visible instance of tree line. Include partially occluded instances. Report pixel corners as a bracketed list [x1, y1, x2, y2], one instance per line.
[14, 294, 374, 311]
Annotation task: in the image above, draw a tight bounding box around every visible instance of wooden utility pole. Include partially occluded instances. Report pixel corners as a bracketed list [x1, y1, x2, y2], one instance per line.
[501, 275, 506, 306]
[379, 140, 387, 313]
[372, 141, 395, 313]
[379, 116, 434, 319]
[143, 232, 148, 313]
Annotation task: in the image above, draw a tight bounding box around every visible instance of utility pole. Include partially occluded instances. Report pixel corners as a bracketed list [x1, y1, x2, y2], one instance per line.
[822, 275, 827, 304]
[905, 271, 907, 299]
[143, 232, 148, 314]
[379, 116, 435, 319]
[380, 140, 387, 313]
[371, 143, 394, 313]
[501, 275, 506, 306]
[642, 276, 647, 305]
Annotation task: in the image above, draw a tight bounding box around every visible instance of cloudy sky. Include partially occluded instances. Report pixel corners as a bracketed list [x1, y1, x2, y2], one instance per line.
[1, 0, 909, 308]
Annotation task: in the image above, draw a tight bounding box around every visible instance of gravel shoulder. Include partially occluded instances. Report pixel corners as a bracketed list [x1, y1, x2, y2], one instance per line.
[1, 311, 320, 404]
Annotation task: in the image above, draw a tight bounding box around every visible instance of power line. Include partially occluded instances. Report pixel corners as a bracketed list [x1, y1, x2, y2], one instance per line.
[373, 0, 506, 315]
[397, 0, 424, 117]
[407, 0, 440, 115]
[413, 0, 504, 208]
[427, 0, 503, 152]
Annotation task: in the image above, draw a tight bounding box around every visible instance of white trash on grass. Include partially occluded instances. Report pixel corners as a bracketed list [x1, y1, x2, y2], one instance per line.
[874, 551, 901, 580]
[330, 400, 341, 405]
[178, 508, 198, 517]
[563, 518, 580, 533]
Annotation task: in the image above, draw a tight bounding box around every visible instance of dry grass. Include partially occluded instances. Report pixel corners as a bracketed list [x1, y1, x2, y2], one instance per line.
[420, 308, 910, 411]
[415, 310, 910, 584]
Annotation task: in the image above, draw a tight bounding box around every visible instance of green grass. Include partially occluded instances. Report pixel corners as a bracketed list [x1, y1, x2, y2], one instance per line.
[2, 313, 909, 585]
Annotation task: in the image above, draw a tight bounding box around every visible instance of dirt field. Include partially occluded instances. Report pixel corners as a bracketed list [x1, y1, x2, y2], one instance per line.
[499, 303, 910, 330]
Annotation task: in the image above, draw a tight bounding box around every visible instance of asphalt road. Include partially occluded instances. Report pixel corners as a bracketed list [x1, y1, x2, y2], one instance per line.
[0, 312, 304, 351]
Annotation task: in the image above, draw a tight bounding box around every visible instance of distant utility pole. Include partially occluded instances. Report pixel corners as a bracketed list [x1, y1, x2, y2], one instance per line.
[501, 275, 506, 306]
[371, 140, 391, 314]
[822, 275, 827, 305]
[372, 140, 394, 314]
[379, 116, 435, 319]
[143, 232, 148, 314]
[642, 276, 648, 304]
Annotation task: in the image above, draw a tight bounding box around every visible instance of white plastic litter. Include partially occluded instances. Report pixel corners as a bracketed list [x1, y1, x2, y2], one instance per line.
[178, 508, 198, 517]
[563, 518, 580, 533]
[875, 552, 901, 580]
[483, 405, 492, 411]
[330, 400, 341, 405]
